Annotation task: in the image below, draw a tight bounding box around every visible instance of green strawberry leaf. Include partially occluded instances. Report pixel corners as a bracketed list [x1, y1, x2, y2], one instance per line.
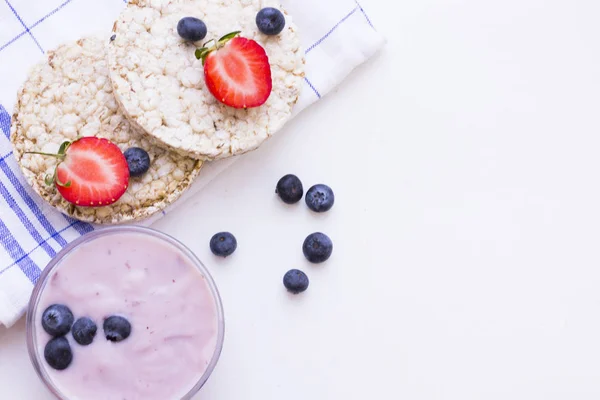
[201, 52, 210, 66]
[218, 31, 241, 43]
[195, 47, 209, 60]
[57, 140, 72, 156]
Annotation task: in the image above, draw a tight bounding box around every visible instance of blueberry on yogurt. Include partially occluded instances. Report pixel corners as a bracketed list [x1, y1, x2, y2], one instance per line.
[72, 317, 97, 346]
[42, 304, 74, 337]
[103, 316, 131, 343]
[44, 337, 73, 371]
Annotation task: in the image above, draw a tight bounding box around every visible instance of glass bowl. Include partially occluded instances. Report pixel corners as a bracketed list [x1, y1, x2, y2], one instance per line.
[26, 226, 225, 400]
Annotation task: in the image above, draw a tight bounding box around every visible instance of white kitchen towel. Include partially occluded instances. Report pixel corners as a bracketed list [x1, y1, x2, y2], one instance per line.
[0, 0, 384, 327]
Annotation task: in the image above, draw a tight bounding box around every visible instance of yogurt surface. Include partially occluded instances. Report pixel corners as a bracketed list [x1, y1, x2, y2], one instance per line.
[32, 229, 221, 400]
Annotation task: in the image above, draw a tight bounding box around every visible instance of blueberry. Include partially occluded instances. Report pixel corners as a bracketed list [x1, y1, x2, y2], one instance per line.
[256, 7, 286, 36]
[276, 174, 303, 204]
[103, 316, 131, 343]
[71, 317, 97, 346]
[283, 269, 309, 294]
[305, 184, 335, 213]
[303, 232, 333, 263]
[44, 337, 73, 371]
[41, 304, 74, 337]
[124, 147, 150, 177]
[177, 17, 208, 42]
[210, 232, 237, 257]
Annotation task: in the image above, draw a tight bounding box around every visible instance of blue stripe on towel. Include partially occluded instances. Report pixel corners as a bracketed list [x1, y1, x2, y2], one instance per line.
[0, 214, 40, 283]
[0, 179, 56, 258]
[4, 0, 44, 53]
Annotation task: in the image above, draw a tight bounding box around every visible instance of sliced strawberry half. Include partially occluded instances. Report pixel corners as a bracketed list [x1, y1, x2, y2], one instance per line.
[55, 137, 129, 207]
[197, 32, 272, 109]
[28, 137, 130, 207]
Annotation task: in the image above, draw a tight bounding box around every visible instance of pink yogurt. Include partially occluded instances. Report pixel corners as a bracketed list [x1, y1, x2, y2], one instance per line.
[26, 227, 225, 400]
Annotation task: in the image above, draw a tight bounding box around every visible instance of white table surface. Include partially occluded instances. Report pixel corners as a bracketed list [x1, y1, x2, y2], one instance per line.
[3, 0, 600, 398]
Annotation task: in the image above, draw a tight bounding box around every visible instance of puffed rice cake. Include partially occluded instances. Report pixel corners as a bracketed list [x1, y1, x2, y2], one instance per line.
[107, 0, 305, 161]
[11, 37, 202, 224]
